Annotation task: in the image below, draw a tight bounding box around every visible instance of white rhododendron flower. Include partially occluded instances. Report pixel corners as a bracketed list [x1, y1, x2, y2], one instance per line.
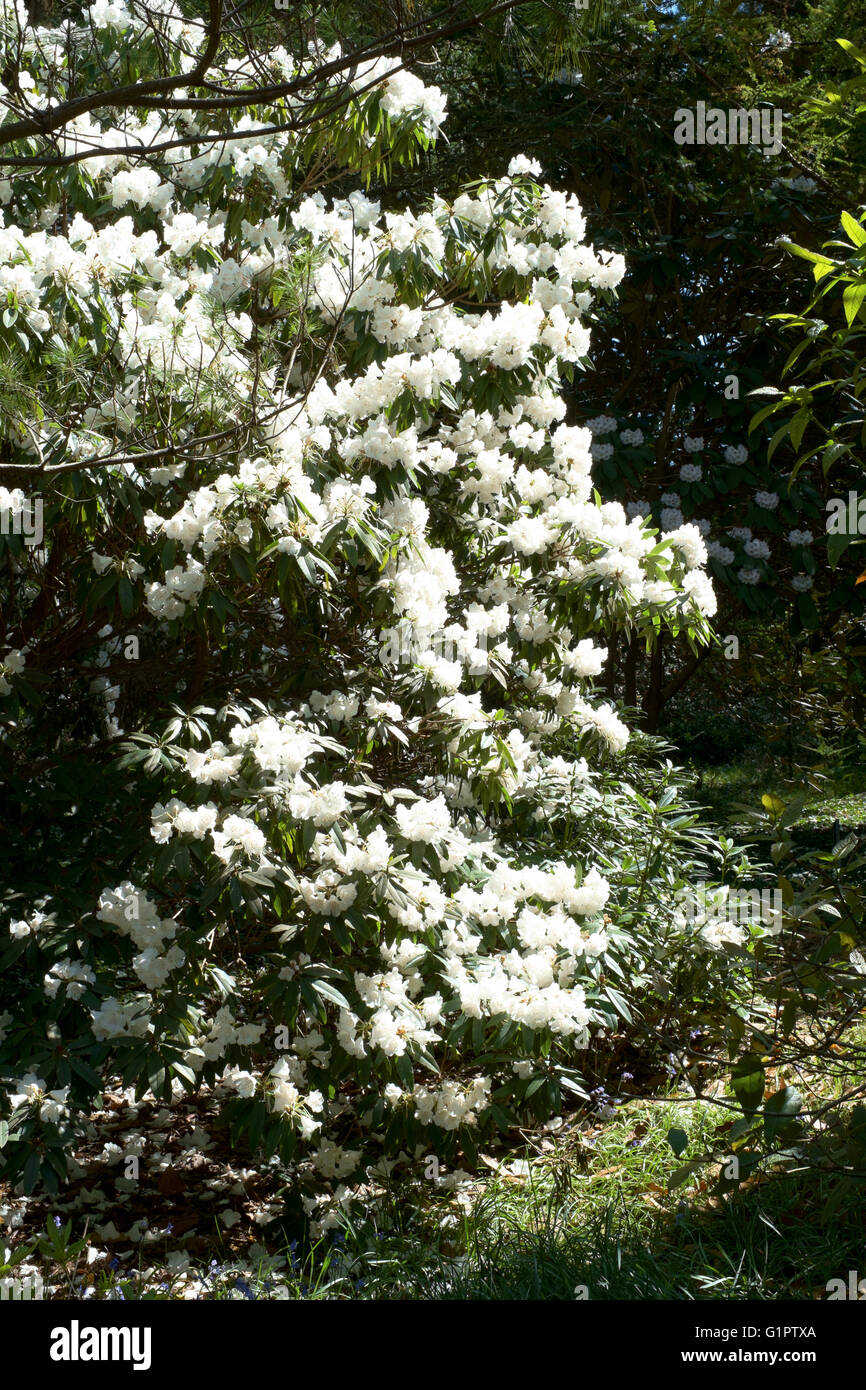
[0, 11, 732, 1216]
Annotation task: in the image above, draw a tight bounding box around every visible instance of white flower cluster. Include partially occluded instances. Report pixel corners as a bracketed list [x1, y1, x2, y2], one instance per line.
[7, 1075, 70, 1123]
[0, 646, 25, 695]
[724, 444, 749, 465]
[0, 21, 732, 1205]
[744, 538, 770, 560]
[43, 959, 95, 999]
[144, 560, 206, 620]
[774, 175, 817, 194]
[348, 53, 448, 136]
[413, 1076, 492, 1129]
[96, 883, 186, 991]
[604, 424, 823, 606]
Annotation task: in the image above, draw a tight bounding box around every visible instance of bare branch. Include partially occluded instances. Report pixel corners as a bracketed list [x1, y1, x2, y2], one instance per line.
[0, 0, 530, 161]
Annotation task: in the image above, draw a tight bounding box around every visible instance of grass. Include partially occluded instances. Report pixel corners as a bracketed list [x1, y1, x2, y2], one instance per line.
[693, 759, 866, 835]
[8, 1086, 866, 1300]
[339, 1098, 866, 1300]
[793, 791, 866, 830]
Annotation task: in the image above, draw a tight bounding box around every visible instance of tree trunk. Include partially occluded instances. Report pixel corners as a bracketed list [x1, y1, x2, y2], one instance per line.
[624, 633, 638, 709]
[604, 628, 618, 698]
[642, 633, 664, 732]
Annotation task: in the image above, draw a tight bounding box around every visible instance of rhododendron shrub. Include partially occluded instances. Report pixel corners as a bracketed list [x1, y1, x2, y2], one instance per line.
[0, 1, 726, 1216]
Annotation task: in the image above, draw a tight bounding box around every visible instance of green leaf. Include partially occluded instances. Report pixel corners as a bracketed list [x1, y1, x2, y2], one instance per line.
[667, 1158, 707, 1191]
[827, 532, 852, 567]
[22, 1150, 41, 1194]
[843, 281, 866, 327]
[667, 1126, 689, 1157]
[763, 1085, 802, 1143]
[780, 242, 835, 272]
[788, 408, 811, 450]
[229, 548, 254, 582]
[780, 996, 798, 1036]
[69, 1056, 104, 1090]
[309, 977, 350, 1011]
[731, 1055, 765, 1115]
[840, 210, 866, 247]
[118, 574, 135, 616]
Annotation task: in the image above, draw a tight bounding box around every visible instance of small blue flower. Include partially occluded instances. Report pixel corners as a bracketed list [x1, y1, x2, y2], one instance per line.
[53, 1216, 62, 1229]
